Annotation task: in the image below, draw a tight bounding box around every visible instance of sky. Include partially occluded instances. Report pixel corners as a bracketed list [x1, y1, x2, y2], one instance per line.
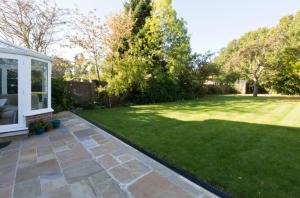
[57, 0, 300, 59]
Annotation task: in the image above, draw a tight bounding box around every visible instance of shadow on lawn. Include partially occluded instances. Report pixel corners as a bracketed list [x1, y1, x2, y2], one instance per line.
[89, 109, 300, 198]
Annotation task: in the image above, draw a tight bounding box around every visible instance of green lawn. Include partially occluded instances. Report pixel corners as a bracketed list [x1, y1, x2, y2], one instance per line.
[77, 95, 300, 198]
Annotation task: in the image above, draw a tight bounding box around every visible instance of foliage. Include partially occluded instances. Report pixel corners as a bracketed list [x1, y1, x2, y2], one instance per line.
[101, 0, 195, 105]
[52, 56, 73, 78]
[0, 0, 67, 53]
[68, 10, 107, 81]
[204, 84, 237, 95]
[215, 12, 300, 95]
[51, 77, 76, 112]
[105, 11, 135, 54]
[30, 120, 48, 130]
[264, 47, 300, 94]
[124, 0, 152, 35]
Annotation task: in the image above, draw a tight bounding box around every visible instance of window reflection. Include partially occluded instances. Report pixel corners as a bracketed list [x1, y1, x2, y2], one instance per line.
[31, 59, 48, 110]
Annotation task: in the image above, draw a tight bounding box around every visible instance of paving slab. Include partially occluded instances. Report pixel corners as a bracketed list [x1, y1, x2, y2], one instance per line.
[14, 178, 41, 198]
[18, 147, 36, 168]
[40, 172, 68, 194]
[0, 165, 16, 188]
[1, 111, 217, 198]
[69, 179, 97, 198]
[117, 154, 134, 163]
[63, 159, 104, 184]
[92, 134, 110, 145]
[56, 143, 91, 168]
[90, 141, 120, 157]
[97, 154, 120, 169]
[108, 159, 151, 184]
[73, 128, 98, 140]
[82, 138, 98, 149]
[0, 149, 19, 168]
[16, 159, 60, 183]
[89, 171, 129, 198]
[0, 186, 12, 198]
[128, 172, 193, 198]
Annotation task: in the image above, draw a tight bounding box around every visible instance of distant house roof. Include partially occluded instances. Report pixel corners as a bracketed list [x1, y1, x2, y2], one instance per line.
[0, 40, 52, 61]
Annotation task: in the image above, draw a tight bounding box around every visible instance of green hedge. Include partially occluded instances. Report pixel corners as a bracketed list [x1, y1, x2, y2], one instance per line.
[51, 78, 77, 112]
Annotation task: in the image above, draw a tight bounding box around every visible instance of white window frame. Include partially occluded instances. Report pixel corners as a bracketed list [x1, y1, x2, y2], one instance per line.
[26, 57, 53, 116]
[0, 53, 27, 133]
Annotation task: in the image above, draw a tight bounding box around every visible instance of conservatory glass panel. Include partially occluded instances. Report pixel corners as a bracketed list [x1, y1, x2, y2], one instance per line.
[31, 59, 48, 110]
[0, 58, 18, 125]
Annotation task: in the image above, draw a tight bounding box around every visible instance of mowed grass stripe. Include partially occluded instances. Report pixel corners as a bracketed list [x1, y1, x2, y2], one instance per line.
[78, 95, 300, 198]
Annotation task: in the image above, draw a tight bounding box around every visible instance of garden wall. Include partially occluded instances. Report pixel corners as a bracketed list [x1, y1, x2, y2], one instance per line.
[66, 80, 98, 106]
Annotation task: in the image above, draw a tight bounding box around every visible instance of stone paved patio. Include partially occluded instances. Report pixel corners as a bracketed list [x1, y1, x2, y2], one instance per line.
[0, 111, 218, 198]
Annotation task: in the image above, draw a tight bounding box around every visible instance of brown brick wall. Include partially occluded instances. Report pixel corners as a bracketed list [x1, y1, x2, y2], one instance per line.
[66, 80, 98, 105]
[26, 112, 53, 126]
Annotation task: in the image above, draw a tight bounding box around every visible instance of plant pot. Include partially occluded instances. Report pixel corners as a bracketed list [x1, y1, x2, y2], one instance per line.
[52, 120, 61, 129]
[35, 128, 45, 135]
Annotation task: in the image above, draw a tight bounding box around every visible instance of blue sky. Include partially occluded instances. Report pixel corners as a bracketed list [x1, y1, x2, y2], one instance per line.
[57, 0, 300, 55]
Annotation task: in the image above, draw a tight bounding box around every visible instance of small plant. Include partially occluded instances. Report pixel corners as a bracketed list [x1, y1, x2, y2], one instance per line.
[30, 120, 48, 135]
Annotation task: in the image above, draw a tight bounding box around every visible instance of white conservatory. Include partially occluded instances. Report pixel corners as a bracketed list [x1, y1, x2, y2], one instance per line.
[0, 40, 53, 136]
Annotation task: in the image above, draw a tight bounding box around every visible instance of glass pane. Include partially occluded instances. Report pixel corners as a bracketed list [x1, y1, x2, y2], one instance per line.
[31, 59, 48, 110]
[0, 58, 18, 125]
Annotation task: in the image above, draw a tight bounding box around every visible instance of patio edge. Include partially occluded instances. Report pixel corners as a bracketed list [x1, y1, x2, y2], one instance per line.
[73, 111, 232, 198]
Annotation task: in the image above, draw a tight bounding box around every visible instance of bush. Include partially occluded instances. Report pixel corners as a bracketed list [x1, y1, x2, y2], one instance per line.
[131, 77, 191, 104]
[52, 77, 77, 112]
[204, 84, 238, 94]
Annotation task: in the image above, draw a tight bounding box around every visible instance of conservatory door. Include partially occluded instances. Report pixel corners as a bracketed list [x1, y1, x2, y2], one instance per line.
[0, 54, 24, 133]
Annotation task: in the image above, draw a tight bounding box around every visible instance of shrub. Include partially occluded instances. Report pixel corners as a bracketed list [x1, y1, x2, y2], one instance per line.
[204, 84, 238, 94]
[131, 77, 191, 104]
[30, 120, 48, 130]
[52, 77, 77, 112]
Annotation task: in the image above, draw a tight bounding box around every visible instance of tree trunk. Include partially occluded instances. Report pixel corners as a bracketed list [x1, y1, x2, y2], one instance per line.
[94, 65, 101, 82]
[253, 77, 259, 97]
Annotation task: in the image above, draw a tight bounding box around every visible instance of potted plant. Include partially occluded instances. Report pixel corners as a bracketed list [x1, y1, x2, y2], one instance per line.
[51, 119, 61, 129]
[30, 121, 48, 135]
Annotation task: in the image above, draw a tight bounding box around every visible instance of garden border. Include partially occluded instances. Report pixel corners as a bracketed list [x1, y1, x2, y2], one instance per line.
[74, 111, 232, 198]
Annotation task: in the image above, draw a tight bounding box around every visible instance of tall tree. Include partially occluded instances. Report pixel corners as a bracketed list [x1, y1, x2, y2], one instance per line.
[105, 11, 135, 54]
[0, 0, 67, 53]
[124, 0, 152, 35]
[101, 0, 192, 103]
[136, 0, 192, 80]
[69, 10, 107, 81]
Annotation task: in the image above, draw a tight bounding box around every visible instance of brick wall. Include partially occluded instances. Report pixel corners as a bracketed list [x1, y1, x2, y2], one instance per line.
[26, 112, 53, 126]
[66, 80, 98, 105]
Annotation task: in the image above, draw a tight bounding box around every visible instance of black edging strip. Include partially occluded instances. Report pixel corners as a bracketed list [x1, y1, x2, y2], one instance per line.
[73, 111, 232, 198]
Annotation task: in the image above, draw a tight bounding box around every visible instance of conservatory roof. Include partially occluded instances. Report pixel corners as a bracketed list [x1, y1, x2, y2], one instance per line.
[0, 40, 52, 61]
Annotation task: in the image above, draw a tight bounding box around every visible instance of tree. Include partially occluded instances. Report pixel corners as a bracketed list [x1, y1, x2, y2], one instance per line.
[233, 42, 267, 96]
[216, 11, 300, 96]
[68, 10, 107, 81]
[101, 0, 194, 104]
[191, 52, 219, 84]
[222, 28, 272, 96]
[136, 0, 192, 81]
[0, 0, 67, 53]
[72, 53, 90, 81]
[124, 0, 152, 35]
[52, 57, 72, 78]
[105, 11, 135, 55]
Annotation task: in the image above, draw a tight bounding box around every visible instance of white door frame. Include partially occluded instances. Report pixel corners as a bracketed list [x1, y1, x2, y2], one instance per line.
[0, 53, 27, 133]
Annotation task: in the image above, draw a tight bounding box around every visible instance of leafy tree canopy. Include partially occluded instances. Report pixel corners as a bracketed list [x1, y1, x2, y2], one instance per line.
[215, 11, 300, 95]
